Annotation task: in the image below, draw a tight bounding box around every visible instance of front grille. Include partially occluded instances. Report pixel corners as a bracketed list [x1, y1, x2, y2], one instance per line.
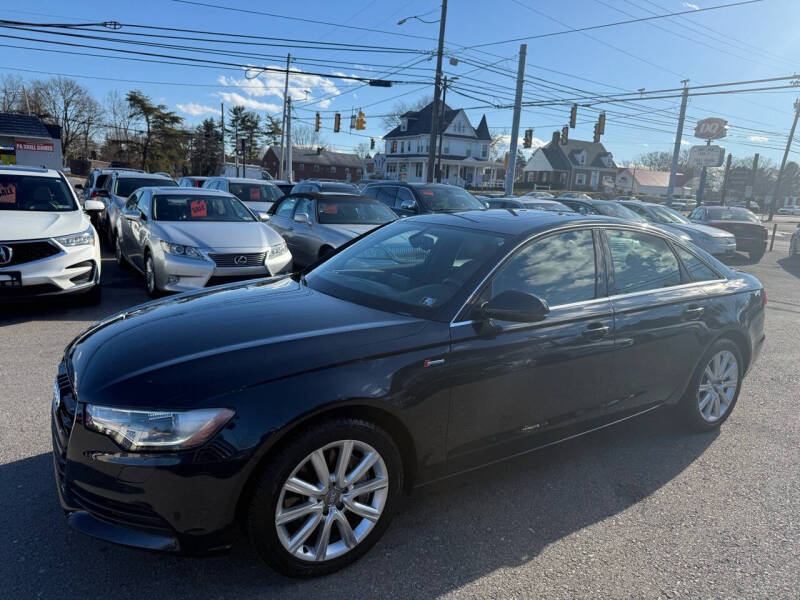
[0, 240, 60, 267]
[69, 485, 172, 534]
[208, 252, 266, 267]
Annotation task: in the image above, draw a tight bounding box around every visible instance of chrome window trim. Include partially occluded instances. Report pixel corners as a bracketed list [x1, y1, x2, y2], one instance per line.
[450, 222, 727, 325]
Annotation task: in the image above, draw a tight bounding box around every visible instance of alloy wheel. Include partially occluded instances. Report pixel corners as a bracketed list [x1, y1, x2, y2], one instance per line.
[697, 350, 738, 422]
[145, 257, 155, 294]
[275, 440, 389, 563]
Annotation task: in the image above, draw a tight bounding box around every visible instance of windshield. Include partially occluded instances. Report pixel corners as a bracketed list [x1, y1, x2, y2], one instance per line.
[649, 204, 690, 224]
[305, 220, 509, 319]
[594, 201, 648, 223]
[416, 186, 485, 212]
[317, 197, 397, 225]
[522, 201, 572, 212]
[229, 182, 282, 203]
[116, 177, 176, 197]
[707, 207, 761, 224]
[524, 191, 554, 199]
[0, 174, 77, 212]
[153, 194, 255, 222]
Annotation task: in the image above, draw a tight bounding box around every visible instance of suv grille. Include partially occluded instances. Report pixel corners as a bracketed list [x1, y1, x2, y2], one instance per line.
[208, 252, 266, 267]
[0, 240, 60, 267]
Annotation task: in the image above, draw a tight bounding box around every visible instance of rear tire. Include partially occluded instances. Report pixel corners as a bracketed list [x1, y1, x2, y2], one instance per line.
[246, 418, 403, 578]
[749, 248, 765, 263]
[679, 338, 743, 432]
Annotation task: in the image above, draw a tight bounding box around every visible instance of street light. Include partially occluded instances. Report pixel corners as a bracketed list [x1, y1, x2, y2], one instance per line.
[397, 7, 441, 25]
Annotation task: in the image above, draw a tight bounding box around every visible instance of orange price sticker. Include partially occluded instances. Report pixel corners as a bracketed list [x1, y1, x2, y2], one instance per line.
[190, 199, 207, 217]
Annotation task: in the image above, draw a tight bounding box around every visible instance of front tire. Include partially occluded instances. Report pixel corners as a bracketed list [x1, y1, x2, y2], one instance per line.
[679, 339, 743, 432]
[144, 254, 160, 298]
[115, 236, 128, 268]
[246, 418, 403, 578]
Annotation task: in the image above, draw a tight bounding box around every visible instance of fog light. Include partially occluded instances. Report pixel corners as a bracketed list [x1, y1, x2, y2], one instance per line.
[168, 275, 179, 284]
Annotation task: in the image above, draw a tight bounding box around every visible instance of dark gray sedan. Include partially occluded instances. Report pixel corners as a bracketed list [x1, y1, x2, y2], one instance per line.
[267, 193, 397, 267]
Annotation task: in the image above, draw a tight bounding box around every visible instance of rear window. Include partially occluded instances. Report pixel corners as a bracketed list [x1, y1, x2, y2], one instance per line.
[116, 177, 176, 197]
[317, 197, 397, 225]
[229, 182, 282, 203]
[0, 174, 76, 212]
[594, 201, 647, 223]
[416, 186, 484, 212]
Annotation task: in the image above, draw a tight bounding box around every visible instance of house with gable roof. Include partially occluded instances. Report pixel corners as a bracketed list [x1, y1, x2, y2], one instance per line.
[382, 101, 504, 187]
[523, 131, 617, 191]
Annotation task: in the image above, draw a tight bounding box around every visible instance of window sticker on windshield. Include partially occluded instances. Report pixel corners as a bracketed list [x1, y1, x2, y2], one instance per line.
[0, 183, 16, 204]
[323, 203, 339, 214]
[420, 296, 437, 307]
[249, 187, 260, 200]
[421, 190, 434, 196]
[190, 199, 207, 217]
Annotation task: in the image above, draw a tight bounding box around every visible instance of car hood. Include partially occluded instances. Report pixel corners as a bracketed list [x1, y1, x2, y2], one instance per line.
[666, 222, 735, 238]
[320, 223, 378, 239]
[66, 277, 432, 408]
[157, 221, 281, 250]
[0, 210, 89, 241]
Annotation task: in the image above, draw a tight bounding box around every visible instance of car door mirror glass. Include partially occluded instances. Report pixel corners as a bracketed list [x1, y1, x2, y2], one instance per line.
[479, 290, 550, 322]
[399, 199, 416, 211]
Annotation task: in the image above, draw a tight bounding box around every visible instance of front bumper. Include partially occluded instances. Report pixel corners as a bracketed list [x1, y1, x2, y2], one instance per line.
[735, 237, 768, 253]
[698, 237, 737, 256]
[0, 236, 101, 300]
[52, 367, 251, 555]
[154, 248, 293, 293]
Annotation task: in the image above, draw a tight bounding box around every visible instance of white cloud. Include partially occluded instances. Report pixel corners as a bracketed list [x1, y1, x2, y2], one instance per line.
[176, 102, 217, 116]
[494, 133, 546, 151]
[680, 139, 691, 146]
[749, 135, 769, 143]
[682, 2, 699, 10]
[216, 65, 341, 114]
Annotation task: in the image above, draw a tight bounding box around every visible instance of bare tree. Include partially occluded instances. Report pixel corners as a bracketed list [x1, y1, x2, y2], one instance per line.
[33, 77, 98, 159]
[353, 141, 371, 159]
[105, 90, 135, 141]
[381, 95, 432, 130]
[291, 124, 327, 149]
[0, 74, 24, 113]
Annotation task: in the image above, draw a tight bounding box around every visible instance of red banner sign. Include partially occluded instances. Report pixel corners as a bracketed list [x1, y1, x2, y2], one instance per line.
[15, 141, 55, 152]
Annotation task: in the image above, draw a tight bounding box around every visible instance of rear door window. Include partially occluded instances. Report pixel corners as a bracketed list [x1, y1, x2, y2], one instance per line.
[276, 196, 298, 217]
[376, 187, 397, 208]
[606, 229, 682, 294]
[674, 246, 719, 282]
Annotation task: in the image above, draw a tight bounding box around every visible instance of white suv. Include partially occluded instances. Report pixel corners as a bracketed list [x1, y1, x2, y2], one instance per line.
[0, 166, 103, 303]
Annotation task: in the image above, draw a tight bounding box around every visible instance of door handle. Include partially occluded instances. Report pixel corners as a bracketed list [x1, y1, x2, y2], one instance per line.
[583, 323, 610, 340]
[684, 306, 705, 319]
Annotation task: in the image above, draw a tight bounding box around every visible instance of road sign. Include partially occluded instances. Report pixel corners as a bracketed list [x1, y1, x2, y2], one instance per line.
[694, 117, 728, 140]
[727, 167, 751, 189]
[744, 185, 753, 198]
[688, 144, 725, 168]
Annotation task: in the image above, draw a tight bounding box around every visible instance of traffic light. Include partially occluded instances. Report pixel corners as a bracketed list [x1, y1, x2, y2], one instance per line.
[370, 137, 375, 150]
[355, 110, 366, 130]
[314, 112, 321, 132]
[593, 122, 600, 143]
[523, 129, 533, 149]
[570, 104, 577, 129]
[561, 125, 569, 145]
[350, 114, 357, 130]
[333, 113, 341, 132]
[598, 111, 606, 135]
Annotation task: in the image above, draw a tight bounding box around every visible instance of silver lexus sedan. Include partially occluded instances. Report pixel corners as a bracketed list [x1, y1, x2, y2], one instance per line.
[266, 193, 397, 267]
[115, 187, 292, 297]
[619, 200, 737, 257]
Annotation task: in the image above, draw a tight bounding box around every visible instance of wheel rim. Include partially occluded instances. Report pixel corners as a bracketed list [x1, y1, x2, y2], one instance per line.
[275, 440, 389, 563]
[145, 258, 155, 293]
[697, 350, 738, 422]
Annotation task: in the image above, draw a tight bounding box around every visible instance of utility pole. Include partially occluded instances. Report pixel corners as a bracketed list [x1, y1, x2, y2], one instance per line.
[278, 53, 291, 182]
[425, 0, 447, 183]
[220, 102, 224, 175]
[436, 76, 449, 183]
[285, 97, 293, 181]
[234, 119, 239, 177]
[666, 80, 689, 207]
[747, 153, 759, 211]
[768, 98, 800, 221]
[720, 153, 732, 206]
[504, 44, 527, 196]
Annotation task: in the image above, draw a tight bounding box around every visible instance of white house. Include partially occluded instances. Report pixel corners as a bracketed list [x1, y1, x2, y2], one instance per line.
[381, 102, 504, 187]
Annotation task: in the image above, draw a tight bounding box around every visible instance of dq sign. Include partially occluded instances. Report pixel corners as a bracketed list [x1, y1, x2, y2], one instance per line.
[694, 117, 728, 140]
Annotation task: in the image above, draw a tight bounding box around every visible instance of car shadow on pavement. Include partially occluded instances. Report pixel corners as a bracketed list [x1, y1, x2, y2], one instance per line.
[1, 409, 716, 599]
[776, 256, 800, 280]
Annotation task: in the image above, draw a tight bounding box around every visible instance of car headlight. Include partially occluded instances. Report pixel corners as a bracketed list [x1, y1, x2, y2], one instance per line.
[267, 241, 289, 258]
[55, 226, 95, 247]
[85, 405, 235, 452]
[160, 240, 204, 259]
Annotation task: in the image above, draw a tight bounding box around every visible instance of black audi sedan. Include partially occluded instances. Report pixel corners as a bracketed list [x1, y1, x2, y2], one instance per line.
[52, 210, 765, 577]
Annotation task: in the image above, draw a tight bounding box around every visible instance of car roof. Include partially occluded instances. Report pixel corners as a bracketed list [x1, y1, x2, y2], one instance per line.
[0, 165, 60, 177]
[115, 172, 173, 180]
[220, 176, 277, 184]
[285, 192, 366, 200]
[145, 186, 230, 195]
[410, 209, 616, 236]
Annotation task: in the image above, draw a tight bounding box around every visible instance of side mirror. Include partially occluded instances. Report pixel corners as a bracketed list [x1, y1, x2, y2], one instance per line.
[84, 199, 105, 212]
[259, 212, 270, 222]
[478, 290, 550, 323]
[399, 199, 417, 211]
[294, 212, 311, 224]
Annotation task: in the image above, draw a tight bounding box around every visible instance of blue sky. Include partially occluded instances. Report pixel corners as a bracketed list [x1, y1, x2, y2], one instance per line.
[3, 0, 800, 164]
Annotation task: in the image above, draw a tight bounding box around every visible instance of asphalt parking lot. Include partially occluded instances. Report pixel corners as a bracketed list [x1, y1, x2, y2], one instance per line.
[1, 218, 798, 599]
